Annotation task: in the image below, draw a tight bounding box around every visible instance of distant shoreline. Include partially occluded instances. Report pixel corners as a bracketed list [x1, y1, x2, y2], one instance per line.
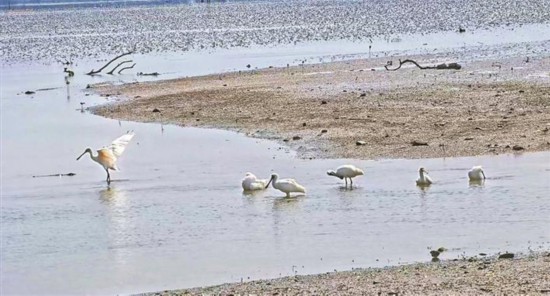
[140, 251, 550, 295]
[92, 51, 550, 160]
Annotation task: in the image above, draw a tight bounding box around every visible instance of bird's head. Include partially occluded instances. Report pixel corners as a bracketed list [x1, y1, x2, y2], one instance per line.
[327, 170, 343, 179]
[265, 173, 279, 188]
[419, 167, 428, 174]
[77, 148, 92, 160]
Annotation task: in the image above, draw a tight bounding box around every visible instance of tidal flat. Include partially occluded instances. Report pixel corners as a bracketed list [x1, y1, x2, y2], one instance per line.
[1, 0, 549, 295]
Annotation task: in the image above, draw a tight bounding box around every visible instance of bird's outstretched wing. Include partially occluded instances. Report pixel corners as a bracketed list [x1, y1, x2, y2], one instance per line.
[104, 131, 135, 158]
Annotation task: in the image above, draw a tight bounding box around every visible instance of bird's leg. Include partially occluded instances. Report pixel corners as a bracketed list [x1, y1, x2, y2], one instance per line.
[350, 178, 353, 188]
[345, 178, 348, 187]
[286, 192, 290, 198]
[106, 169, 111, 184]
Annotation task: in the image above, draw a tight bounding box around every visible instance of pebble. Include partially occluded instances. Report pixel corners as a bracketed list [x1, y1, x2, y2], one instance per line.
[411, 140, 429, 146]
[498, 253, 514, 259]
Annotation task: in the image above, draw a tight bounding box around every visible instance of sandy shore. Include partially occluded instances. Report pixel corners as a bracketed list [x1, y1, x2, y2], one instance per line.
[93, 52, 550, 159]
[143, 252, 550, 295]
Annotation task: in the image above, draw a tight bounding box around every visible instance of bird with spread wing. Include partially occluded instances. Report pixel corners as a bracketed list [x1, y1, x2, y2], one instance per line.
[77, 131, 135, 184]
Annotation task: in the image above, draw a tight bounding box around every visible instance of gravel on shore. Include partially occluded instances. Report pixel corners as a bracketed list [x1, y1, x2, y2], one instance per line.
[142, 252, 550, 296]
[92, 52, 550, 160]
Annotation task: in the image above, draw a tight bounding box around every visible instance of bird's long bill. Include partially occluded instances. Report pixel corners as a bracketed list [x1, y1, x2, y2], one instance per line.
[481, 170, 486, 179]
[76, 151, 86, 160]
[265, 177, 273, 189]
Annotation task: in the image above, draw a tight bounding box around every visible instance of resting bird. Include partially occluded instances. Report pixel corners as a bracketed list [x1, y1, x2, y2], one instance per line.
[77, 131, 135, 184]
[265, 173, 306, 197]
[468, 166, 486, 181]
[416, 167, 433, 186]
[241, 172, 269, 191]
[327, 164, 364, 187]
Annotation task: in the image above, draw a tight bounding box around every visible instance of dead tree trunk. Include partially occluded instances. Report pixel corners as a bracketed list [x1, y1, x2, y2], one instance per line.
[87, 51, 134, 75]
[385, 59, 461, 71]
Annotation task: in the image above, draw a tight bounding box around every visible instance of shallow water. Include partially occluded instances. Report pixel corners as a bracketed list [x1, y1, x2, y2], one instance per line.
[2, 34, 550, 295]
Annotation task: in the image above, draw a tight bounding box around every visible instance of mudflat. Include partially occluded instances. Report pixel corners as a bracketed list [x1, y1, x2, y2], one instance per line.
[93, 53, 550, 159]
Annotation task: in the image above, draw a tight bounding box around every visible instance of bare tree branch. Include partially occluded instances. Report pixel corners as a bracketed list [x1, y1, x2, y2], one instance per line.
[87, 51, 134, 75]
[107, 60, 132, 75]
[118, 63, 136, 74]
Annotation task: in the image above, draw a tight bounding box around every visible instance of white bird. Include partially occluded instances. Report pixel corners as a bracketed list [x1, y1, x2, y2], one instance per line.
[241, 172, 269, 191]
[265, 173, 306, 197]
[77, 131, 135, 184]
[416, 167, 433, 186]
[468, 165, 486, 181]
[327, 164, 364, 187]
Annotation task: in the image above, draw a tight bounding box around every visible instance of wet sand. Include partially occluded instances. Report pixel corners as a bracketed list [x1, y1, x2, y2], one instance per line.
[93, 52, 550, 159]
[145, 252, 550, 296]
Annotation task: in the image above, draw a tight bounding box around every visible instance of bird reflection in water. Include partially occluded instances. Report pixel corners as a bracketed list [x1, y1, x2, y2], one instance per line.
[99, 186, 128, 207]
[272, 196, 302, 212]
[469, 179, 485, 188]
[417, 184, 431, 197]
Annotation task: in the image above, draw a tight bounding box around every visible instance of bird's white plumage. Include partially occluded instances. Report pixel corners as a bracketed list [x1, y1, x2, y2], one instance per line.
[103, 132, 135, 157]
[327, 164, 364, 187]
[241, 172, 268, 191]
[77, 131, 135, 184]
[416, 167, 433, 185]
[468, 165, 486, 181]
[266, 173, 306, 197]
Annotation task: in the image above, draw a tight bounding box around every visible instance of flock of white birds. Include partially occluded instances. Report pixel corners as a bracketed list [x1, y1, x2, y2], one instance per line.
[243, 164, 486, 197]
[77, 132, 487, 193]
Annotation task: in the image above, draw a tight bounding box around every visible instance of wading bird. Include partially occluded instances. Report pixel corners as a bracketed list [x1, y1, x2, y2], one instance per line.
[77, 131, 135, 184]
[327, 164, 364, 188]
[241, 172, 269, 191]
[265, 173, 306, 197]
[416, 167, 433, 186]
[468, 166, 486, 181]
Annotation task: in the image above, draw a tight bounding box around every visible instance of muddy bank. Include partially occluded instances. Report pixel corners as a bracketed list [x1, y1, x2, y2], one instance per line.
[93, 53, 550, 159]
[143, 252, 550, 295]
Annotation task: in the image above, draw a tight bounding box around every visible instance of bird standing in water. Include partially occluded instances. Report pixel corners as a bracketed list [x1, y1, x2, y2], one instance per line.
[265, 173, 306, 197]
[241, 172, 269, 191]
[468, 166, 486, 181]
[327, 164, 364, 188]
[416, 167, 433, 186]
[77, 131, 135, 184]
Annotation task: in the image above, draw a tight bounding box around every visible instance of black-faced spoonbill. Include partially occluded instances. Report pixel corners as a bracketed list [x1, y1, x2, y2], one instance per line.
[416, 167, 433, 186]
[468, 165, 486, 181]
[241, 172, 269, 191]
[327, 164, 364, 188]
[265, 173, 306, 198]
[77, 131, 135, 184]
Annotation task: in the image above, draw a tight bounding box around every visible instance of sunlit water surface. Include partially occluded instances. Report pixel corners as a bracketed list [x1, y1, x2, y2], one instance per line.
[1, 26, 550, 295]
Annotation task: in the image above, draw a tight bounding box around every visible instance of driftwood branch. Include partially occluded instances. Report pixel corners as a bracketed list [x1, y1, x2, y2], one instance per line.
[118, 63, 136, 74]
[107, 60, 132, 74]
[137, 71, 160, 76]
[87, 51, 134, 75]
[385, 59, 461, 71]
[32, 172, 76, 178]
